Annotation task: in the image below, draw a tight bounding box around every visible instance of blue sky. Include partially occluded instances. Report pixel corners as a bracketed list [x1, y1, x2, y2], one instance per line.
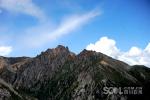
[0, 0, 150, 66]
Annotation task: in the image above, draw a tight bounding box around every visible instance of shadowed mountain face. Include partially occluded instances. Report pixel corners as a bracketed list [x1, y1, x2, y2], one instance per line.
[0, 45, 150, 100]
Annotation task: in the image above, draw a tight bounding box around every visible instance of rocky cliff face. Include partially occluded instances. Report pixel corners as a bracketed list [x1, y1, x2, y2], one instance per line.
[0, 45, 150, 100]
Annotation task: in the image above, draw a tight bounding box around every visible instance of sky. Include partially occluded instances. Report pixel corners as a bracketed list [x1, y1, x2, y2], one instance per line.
[0, 0, 150, 67]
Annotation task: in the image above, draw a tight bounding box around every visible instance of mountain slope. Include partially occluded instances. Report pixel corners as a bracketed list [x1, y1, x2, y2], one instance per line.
[0, 45, 150, 100]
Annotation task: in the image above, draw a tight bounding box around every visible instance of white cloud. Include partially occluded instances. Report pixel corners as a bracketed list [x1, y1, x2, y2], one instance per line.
[49, 10, 100, 40]
[145, 43, 150, 54]
[128, 47, 142, 57]
[0, 46, 12, 56]
[86, 37, 150, 67]
[23, 10, 100, 47]
[0, 0, 46, 21]
[86, 37, 120, 58]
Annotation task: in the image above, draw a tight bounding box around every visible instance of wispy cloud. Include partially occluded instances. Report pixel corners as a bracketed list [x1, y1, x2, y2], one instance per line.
[86, 37, 150, 67]
[49, 10, 100, 39]
[0, 0, 46, 21]
[23, 10, 101, 47]
[0, 46, 12, 56]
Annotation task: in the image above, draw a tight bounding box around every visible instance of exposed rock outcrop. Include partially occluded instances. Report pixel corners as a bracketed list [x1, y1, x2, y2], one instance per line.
[0, 45, 149, 100]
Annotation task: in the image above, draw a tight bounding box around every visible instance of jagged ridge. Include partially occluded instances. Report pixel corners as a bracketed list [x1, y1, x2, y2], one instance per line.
[0, 45, 150, 100]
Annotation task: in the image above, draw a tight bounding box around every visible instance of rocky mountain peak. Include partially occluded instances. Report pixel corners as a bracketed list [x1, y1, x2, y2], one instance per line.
[0, 45, 150, 100]
[39, 45, 70, 57]
[56, 45, 68, 50]
[78, 49, 96, 58]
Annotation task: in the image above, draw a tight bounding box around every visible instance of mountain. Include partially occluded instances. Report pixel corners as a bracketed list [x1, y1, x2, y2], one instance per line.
[0, 45, 150, 100]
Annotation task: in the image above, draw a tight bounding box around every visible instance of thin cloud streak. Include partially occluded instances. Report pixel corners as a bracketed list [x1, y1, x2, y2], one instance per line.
[23, 10, 101, 48]
[49, 10, 100, 40]
[0, 0, 46, 21]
